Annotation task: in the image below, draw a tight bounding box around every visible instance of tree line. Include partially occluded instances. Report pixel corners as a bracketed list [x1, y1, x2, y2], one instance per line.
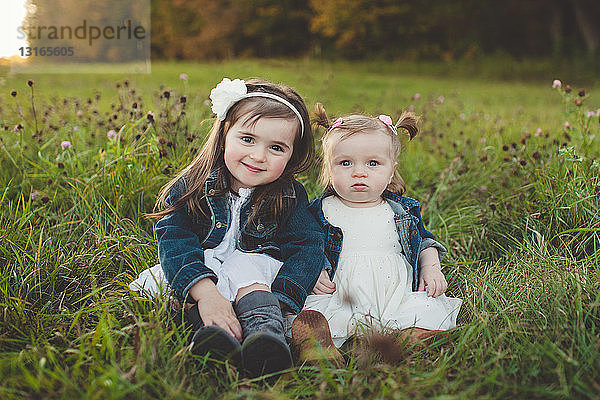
[150, 0, 599, 60]
[26, 0, 600, 61]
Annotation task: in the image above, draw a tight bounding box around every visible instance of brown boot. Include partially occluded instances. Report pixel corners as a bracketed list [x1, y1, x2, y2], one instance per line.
[398, 327, 451, 345]
[291, 310, 345, 368]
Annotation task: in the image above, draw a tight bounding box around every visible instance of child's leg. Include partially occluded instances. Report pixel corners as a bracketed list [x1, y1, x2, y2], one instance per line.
[186, 301, 242, 365]
[220, 250, 292, 377]
[234, 287, 292, 377]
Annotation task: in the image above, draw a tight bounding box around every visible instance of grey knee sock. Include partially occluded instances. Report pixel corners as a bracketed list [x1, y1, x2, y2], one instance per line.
[234, 290, 286, 342]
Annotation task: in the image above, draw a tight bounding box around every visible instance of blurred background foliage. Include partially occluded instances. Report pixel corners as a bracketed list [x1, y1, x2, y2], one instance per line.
[144, 0, 600, 61]
[22, 0, 600, 62]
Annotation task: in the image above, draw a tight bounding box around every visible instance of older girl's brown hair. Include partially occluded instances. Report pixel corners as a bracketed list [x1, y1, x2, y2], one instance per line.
[314, 103, 418, 196]
[147, 79, 314, 221]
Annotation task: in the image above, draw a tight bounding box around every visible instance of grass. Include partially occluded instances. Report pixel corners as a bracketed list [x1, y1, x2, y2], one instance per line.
[0, 59, 599, 399]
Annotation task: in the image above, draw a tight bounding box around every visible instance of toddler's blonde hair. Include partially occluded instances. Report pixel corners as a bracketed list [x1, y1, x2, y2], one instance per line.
[314, 103, 418, 195]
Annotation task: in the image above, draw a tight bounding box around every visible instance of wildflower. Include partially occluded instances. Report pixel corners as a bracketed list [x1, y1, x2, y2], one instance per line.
[73, 126, 79, 132]
[180, 96, 187, 104]
[14, 124, 23, 132]
[573, 97, 582, 106]
[552, 79, 562, 88]
[30, 191, 40, 201]
[179, 73, 188, 81]
[147, 111, 155, 123]
[107, 129, 117, 139]
[535, 128, 543, 137]
[407, 104, 416, 112]
[564, 121, 571, 130]
[587, 111, 596, 118]
[519, 159, 527, 166]
[532, 151, 541, 160]
[56, 161, 64, 169]
[578, 89, 585, 97]
[157, 136, 167, 145]
[163, 90, 171, 99]
[564, 85, 571, 94]
[27, 79, 34, 87]
[411, 93, 421, 100]
[502, 145, 509, 151]
[437, 96, 445, 104]
[203, 99, 211, 106]
[10, 90, 17, 97]
[61, 141, 72, 150]
[76, 110, 83, 117]
[459, 113, 466, 120]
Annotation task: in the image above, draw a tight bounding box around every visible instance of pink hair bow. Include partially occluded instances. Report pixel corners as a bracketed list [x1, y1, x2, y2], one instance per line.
[328, 117, 344, 132]
[378, 114, 397, 134]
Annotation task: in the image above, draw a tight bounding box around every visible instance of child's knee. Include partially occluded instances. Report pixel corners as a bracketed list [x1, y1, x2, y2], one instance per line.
[235, 283, 270, 303]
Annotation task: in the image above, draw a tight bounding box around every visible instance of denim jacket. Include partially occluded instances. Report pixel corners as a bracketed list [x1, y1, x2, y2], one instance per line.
[307, 190, 447, 291]
[155, 170, 326, 313]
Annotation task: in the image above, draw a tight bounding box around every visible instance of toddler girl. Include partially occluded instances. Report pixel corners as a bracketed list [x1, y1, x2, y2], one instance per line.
[132, 78, 326, 377]
[294, 104, 461, 354]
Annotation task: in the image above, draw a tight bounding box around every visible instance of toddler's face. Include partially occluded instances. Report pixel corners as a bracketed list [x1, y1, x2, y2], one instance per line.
[330, 131, 396, 208]
[224, 116, 296, 192]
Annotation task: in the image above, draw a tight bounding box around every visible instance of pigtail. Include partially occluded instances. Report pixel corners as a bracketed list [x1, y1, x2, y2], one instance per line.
[395, 111, 419, 140]
[313, 102, 331, 130]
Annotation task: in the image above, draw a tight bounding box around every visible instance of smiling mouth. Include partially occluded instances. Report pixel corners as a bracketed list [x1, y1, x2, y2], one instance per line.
[242, 162, 265, 173]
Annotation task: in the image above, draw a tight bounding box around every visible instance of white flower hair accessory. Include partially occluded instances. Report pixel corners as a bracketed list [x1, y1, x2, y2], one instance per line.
[209, 78, 305, 137]
[210, 78, 247, 120]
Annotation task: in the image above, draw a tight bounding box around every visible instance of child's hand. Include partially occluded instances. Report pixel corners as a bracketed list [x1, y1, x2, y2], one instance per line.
[418, 265, 448, 297]
[190, 278, 243, 342]
[312, 269, 336, 295]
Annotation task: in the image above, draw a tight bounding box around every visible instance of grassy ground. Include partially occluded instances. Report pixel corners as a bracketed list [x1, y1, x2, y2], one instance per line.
[0, 59, 599, 399]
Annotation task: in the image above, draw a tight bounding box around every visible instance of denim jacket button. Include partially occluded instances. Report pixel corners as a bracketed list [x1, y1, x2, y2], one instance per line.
[257, 223, 264, 232]
[208, 189, 216, 196]
[215, 222, 223, 228]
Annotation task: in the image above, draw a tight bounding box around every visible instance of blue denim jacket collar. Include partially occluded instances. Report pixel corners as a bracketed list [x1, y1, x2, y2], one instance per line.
[311, 188, 413, 225]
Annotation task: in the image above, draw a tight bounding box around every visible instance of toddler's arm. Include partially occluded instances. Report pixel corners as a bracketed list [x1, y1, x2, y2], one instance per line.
[312, 269, 336, 295]
[417, 247, 448, 297]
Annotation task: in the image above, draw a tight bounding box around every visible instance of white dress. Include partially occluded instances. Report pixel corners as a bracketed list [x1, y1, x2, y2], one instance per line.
[303, 196, 462, 347]
[129, 187, 283, 301]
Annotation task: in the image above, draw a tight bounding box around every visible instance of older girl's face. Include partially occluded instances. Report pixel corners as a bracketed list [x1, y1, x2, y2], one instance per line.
[224, 115, 297, 192]
[329, 131, 396, 208]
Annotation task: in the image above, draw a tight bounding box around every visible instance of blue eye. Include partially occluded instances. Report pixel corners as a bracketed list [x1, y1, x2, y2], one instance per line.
[368, 160, 379, 166]
[340, 160, 351, 166]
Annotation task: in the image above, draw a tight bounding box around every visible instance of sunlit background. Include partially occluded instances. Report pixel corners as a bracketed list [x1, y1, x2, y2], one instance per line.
[0, 0, 28, 58]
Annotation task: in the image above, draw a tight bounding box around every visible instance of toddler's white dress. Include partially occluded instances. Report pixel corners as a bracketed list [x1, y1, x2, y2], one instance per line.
[303, 196, 462, 347]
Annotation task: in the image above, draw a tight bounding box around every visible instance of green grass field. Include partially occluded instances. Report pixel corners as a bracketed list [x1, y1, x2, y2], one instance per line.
[1, 60, 599, 399]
